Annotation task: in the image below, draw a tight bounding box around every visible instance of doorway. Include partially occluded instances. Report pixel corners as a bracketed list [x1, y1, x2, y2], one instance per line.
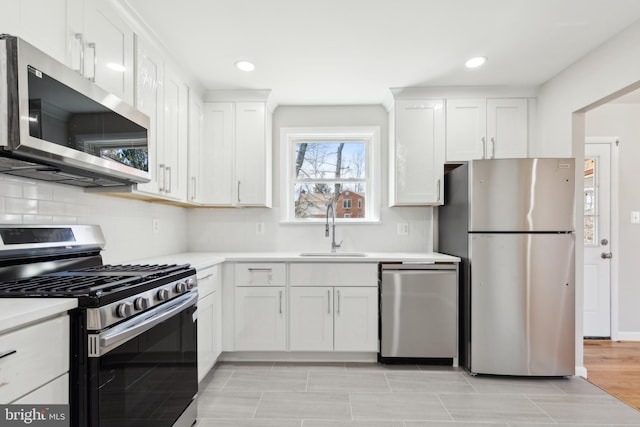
[583, 138, 618, 338]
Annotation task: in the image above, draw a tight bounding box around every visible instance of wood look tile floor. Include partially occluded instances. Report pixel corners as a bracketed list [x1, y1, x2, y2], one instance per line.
[584, 340, 640, 411]
[195, 361, 640, 426]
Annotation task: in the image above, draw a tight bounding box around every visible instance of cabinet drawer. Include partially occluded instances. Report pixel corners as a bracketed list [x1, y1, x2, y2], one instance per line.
[12, 374, 69, 404]
[290, 263, 377, 287]
[197, 265, 221, 298]
[234, 263, 286, 286]
[0, 316, 69, 404]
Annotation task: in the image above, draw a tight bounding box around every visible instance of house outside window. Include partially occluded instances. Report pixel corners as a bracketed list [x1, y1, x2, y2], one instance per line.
[281, 127, 380, 223]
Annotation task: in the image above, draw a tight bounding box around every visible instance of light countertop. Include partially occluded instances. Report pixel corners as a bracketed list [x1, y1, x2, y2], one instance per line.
[130, 252, 459, 271]
[0, 298, 78, 335]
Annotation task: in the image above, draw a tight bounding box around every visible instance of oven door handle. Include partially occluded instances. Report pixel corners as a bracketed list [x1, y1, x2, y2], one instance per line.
[90, 292, 197, 357]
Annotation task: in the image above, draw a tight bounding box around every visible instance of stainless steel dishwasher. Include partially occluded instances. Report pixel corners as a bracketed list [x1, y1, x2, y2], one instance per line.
[379, 263, 458, 364]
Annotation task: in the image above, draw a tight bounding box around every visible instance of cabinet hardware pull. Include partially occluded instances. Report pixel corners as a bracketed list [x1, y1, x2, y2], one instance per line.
[490, 137, 496, 158]
[158, 164, 166, 192]
[482, 137, 487, 159]
[74, 33, 84, 75]
[279, 290, 283, 314]
[87, 42, 97, 82]
[191, 177, 196, 200]
[247, 268, 272, 272]
[237, 180, 241, 203]
[437, 179, 441, 202]
[166, 166, 172, 194]
[328, 289, 331, 314]
[336, 290, 341, 315]
[0, 350, 16, 360]
[199, 273, 214, 280]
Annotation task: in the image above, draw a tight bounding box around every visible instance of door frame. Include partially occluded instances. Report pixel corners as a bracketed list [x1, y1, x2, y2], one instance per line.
[585, 137, 620, 341]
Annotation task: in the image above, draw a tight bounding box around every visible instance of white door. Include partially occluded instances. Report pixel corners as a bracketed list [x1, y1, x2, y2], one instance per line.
[583, 141, 612, 338]
[334, 287, 379, 352]
[289, 287, 333, 351]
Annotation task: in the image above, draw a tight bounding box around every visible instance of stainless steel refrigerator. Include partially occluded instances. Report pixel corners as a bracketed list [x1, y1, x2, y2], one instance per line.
[438, 158, 575, 376]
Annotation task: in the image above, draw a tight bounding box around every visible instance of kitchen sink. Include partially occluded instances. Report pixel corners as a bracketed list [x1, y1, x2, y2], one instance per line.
[299, 252, 368, 257]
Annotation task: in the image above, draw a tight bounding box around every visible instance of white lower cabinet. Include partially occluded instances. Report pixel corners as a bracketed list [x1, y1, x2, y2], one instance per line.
[290, 287, 334, 351]
[234, 286, 287, 351]
[290, 286, 378, 352]
[0, 315, 69, 404]
[197, 265, 222, 382]
[333, 287, 379, 352]
[13, 374, 69, 404]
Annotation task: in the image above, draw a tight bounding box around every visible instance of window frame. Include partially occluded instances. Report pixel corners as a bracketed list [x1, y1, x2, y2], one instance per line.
[280, 126, 380, 223]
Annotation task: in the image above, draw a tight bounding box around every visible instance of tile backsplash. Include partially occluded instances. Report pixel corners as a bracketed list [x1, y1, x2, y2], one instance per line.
[0, 175, 188, 264]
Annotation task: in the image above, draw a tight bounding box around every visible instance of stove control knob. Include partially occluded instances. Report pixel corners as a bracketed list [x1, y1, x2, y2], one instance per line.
[186, 278, 196, 289]
[116, 302, 133, 318]
[157, 288, 169, 301]
[175, 282, 187, 293]
[134, 297, 150, 311]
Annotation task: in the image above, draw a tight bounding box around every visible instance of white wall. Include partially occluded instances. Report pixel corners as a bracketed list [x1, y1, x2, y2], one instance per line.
[586, 103, 640, 337]
[0, 174, 188, 264]
[187, 105, 435, 253]
[535, 19, 640, 373]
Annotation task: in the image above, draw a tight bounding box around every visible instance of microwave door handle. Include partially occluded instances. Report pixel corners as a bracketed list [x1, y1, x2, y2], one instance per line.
[95, 292, 197, 356]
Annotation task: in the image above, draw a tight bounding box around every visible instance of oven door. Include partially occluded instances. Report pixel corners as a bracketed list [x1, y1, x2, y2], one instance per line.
[88, 292, 197, 427]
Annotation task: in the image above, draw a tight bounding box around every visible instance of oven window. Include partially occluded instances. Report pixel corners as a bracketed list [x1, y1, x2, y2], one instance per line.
[95, 305, 197, 427]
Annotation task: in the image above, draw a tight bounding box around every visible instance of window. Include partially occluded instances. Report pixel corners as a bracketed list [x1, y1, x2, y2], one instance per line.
[281, 127, 380, 222]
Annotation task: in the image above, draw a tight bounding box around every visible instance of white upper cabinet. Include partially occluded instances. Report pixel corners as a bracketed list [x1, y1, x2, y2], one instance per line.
[389, 99, 445, 206]
[161, 66, 189, 200]
[188, 95, 206, 203]
[134, 36, 190, 203]
[235, 102, 271, 206]
[0, 0, 70, 65]
[82, 0, 134, 105]
[134, 37, 164, 195]
[203, 99, 273, 207]
[446, 98, 528, 161]
[486, 98, 529, 159]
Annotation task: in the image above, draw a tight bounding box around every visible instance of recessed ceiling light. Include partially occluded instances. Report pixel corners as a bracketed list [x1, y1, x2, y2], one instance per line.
[465, 56, 487, 68]
[235, 60, 255, 72]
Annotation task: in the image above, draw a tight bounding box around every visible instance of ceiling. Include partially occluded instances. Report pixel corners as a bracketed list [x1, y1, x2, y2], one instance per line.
[123, 0, 640, 106]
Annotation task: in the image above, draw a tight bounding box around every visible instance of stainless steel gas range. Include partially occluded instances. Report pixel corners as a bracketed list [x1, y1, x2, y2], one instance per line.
[0, 225, 198, 427]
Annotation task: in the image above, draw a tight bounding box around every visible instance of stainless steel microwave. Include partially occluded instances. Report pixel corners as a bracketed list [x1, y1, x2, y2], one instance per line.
[0, 35, 150, 188]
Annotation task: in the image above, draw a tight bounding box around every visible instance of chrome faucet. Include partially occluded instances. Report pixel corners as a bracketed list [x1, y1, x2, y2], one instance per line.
[325, 200, 342, 252]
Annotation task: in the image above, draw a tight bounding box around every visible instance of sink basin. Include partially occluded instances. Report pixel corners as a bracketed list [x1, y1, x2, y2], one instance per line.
[299, 252, 367, 257]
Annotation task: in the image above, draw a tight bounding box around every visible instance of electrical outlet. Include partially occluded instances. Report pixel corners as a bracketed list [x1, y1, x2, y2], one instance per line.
[152, 218, 160, 234]
[256, 222, 265, 235]
[397, 222, 409, 236]
[631, 211, 640, 224]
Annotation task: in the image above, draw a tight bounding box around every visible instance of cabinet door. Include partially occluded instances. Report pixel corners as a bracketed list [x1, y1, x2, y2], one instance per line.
[445, 99, 487, 161]
[197, 291, 216, 382]
[234, 287, 286, 351]
[203, 102, 234, 204]
[83, 0, 134, 104]
[486, 98, 528, 159]
[290, 287, 334, 351]
[235, 102, 268, 206]
[334, 287, 378, 352]
[162, 67, 189, 200]
[188, 95, 204, 203]
[391, 99, 445, 206]
[134, 37, 164, 195]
